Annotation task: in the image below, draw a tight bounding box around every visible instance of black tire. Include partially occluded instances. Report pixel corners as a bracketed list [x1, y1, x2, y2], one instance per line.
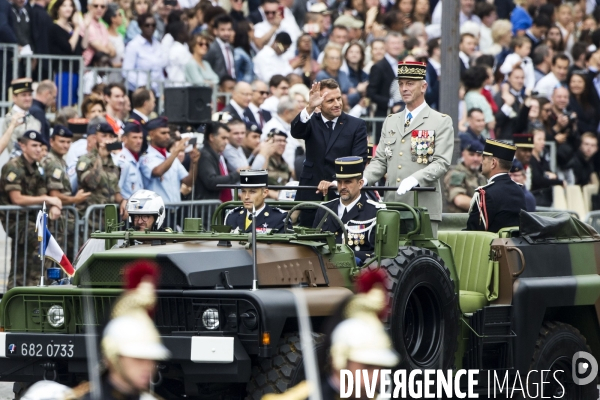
[529, 321, 599, 400]
[245, 332, 325, 400]
[371, 246, 460, 370]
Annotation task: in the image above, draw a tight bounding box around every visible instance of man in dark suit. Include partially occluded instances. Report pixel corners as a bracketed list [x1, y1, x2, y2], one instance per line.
[222, 81, 252, 123]
[467, 140, 526, 232]
[244, 80, 272, 130]
[366, 32, 403, 142]
[291, 78, 368, 227]
[128, 88, 155, 154]
[195, 122, 241, 200]
[204, 14, 236, 80]
[313, 157, 385, 263]
[28, 80, 56, 142]
[224, 169, 287, 233]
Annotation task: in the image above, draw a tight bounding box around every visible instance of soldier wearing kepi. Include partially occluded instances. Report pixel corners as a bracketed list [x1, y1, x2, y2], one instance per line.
[224, 170, 287, 233]
[443, 140, 487, 213]
[2, 78, 42, 156]
[466, 139, 527, 232]
[364, 61, 454, 236]
[0, 131, 62, 288]
[76, 122, 123, 215]
[313, 156, 386, 263]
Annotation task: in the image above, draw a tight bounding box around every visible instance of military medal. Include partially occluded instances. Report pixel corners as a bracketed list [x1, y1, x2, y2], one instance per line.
[355, 246, 360, 251]
[411, 130, 436, 164]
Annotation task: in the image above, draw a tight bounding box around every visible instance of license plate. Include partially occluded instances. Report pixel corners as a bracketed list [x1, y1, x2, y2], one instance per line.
[10, 342, 75, 358]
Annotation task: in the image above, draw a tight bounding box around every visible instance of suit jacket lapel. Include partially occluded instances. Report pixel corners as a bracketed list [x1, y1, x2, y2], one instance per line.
[398, 109, 410, 138]
[325, 113, 347, 154]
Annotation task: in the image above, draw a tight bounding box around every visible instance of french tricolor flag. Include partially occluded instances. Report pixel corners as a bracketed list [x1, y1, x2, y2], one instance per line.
[36, 209, 75, 277]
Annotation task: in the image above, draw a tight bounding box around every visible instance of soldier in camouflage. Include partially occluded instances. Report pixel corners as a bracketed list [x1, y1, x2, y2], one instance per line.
[443, 140, 487, 213]
[76, 122, 122, 227]
[251, 128, 292, 199]
[0, 131, 62, 289]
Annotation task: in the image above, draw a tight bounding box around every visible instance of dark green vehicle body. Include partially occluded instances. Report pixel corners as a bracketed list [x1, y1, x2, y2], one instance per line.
[0, 199, 599, 398]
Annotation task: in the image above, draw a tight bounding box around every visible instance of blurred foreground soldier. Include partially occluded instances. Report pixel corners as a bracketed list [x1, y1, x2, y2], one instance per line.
[76, 122, 123, 215]
[0, 131, 62, 288]
[323, 272, 399, 399]
[443, 140, 486, 213]
[21, 381, 76, 400]
[80, 261, 169, 400]
[225, 170, 287, 233]
[313, 157, 385, 264]
[466, 140, 527, 232]
[364, 61, 454, 236]
[127, 190, 166, 231]
[509, 160, 536, 212]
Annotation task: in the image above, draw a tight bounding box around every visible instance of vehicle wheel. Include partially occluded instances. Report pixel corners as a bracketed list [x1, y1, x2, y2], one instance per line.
[371, 246, 459, 370]
[530, 321, 599, 399]
[245, 332, 325, 400]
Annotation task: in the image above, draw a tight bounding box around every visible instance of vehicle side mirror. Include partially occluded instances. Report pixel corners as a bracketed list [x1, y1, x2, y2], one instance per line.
[375, 209, 400, 260]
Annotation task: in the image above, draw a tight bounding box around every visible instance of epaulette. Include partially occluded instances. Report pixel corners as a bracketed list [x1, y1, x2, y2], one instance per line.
[226, 206, 244, 215]
[320, 198, 338, 205]
[367, 199, 386, 208]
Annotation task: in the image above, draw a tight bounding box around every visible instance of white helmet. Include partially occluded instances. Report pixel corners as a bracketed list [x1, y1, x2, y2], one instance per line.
[127, 190, 165, 230]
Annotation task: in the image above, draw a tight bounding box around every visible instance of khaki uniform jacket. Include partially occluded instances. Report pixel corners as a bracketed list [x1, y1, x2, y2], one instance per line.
[364, 104, 454, 221]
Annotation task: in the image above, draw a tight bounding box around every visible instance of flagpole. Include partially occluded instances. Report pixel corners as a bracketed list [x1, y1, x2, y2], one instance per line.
[40, 203, 46, 287]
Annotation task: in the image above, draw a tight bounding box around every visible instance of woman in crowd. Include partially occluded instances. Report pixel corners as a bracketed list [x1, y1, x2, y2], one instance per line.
[125, 0, 154, 44]
[486, 19, 512, 57]
[83, 0, 116, 66]
[364, 38, 385, 74]
[546, 25, 565, 52]
[530, 128, 565, 207]
[316, 45, 358, 108]
[568, 71, 598, 134]
[343, 41, 368, 97]
[233, 20, 256, 83]
[81, 95, 106, 120]
[394, 0, 413, 27]
[463, 66, 495, 133]
[290, 34, 319, 86]
[165, 21, 192, 84]
[555, 3, 574, 52]
[49, 0, 89, 106]
[411, 0, 430, 24]
[103, 4, 125, 68]
[185, 33, 220, 86]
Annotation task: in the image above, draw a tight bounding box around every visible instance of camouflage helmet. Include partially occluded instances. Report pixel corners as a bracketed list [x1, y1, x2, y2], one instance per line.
[127, 190, 165, 230]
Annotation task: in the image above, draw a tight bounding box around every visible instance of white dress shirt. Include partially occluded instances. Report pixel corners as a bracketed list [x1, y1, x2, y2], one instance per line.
[260, 96, 280, 116]
[337, 194, 361, 218]
[122, 35, 167, 94]
[404, 101, 427, 126]
[534, 72, 560, 100]
[299, 108, 339, 129]
[253, 7, 300, 60]
[253, 46, 293, 83]
[229, 99, 247, 121]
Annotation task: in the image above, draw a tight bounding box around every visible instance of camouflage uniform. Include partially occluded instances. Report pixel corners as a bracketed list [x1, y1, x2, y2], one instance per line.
[42, 150, 77, 259]
[0, 155, 47, 288]
[443, 163, 487, 213]
[267, 156, 291, 186]
[76, 149, 120, 235]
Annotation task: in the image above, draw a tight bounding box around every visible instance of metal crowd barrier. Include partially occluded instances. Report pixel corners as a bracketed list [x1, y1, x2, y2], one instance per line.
[0, 44, 19, 117]
[0, 205, 79, 292]
[82, 200, 221, 240]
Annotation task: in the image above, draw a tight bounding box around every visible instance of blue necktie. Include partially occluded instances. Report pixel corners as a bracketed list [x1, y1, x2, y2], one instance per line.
[405, 112, 413, 127]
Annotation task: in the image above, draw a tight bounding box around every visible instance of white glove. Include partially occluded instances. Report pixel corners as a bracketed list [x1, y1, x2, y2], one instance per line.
[397, 176, 419, 195]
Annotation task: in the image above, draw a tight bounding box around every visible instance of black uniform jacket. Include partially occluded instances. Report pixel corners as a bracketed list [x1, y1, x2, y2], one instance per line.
[224, 203, 287, 233]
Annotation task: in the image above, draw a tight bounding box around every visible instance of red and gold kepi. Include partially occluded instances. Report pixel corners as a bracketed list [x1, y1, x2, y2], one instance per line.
[513, 133, 534, 149]
[397, 61, 427, 80]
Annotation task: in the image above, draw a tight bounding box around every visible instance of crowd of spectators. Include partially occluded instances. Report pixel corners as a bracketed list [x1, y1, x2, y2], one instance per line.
[3, 0, 600, 215]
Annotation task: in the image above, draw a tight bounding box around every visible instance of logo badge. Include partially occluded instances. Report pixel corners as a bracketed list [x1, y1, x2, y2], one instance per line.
[572, 351, 598, 385]
[8, 344, 15, 354]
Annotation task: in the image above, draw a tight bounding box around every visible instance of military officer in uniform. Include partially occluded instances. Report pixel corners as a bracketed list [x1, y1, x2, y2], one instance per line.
[467, 139, 527, 232]
[118, 121, 145, 203]
[224, 170, 287, 233]
[313, 156, 386, 263]
[0, 131, 62, 288]
[2, 78, 42, 157]
[509, 159, 536, 212]
[76, 122, 123, 216]
[363, 61, 454, 236]
[443, 140, 487, 213]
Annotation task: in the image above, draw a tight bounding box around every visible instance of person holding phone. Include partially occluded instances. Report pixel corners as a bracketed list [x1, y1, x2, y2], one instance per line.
[252, 0, 300, 54]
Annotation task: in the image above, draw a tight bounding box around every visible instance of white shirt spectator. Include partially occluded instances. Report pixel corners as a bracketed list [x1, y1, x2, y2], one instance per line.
[261, 114, 298, 170]
[166, 41, 192, 84]
[122, 35, 167, 94]
[260, 95, 280, 116]
[253, 7, 301, 59]
[500, 54, 536, 90]
[253, 45, 293, 83]
[223, 143, 249, 171]
[534, 72, 561, 100]
[479, 24, 493, 52]
[108, 33, 124, 67]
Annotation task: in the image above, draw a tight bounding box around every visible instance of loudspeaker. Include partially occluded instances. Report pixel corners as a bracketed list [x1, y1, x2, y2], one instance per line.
[164, 86, 213, 124]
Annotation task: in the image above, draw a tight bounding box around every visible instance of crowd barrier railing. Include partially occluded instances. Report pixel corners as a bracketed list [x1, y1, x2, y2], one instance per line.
[0, 44, 19, 118]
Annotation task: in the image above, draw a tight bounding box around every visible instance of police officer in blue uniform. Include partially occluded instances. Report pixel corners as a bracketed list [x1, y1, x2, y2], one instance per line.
[466, 139, 527, 232]
[118, 121, 144, 201]
[313, 156, 386, 263]
[224, 170, 287, 233]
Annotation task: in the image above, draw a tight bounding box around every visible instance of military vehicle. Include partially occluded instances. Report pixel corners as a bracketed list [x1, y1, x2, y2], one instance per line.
[0, 191, 599, 399]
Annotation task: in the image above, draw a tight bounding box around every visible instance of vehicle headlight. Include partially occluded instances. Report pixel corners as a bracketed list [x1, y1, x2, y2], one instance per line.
[202, 308, 219, 330]
[47, 305, 65, 328]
